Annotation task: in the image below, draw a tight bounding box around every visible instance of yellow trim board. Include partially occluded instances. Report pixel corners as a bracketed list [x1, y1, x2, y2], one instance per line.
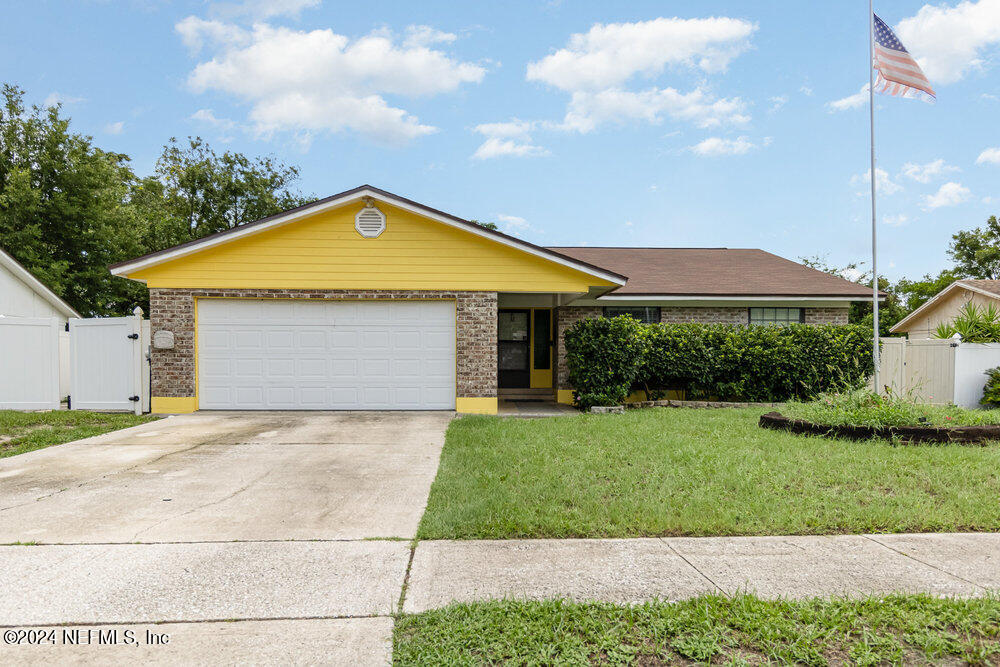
[151, 396, 198, 414]
[556, 390, 574, 405]
[456, 397, 498, 414]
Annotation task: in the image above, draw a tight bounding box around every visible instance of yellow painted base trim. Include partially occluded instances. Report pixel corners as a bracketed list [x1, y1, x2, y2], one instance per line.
[624, 389, 685, 403]
[456, 397, 498, 415]
[556, 390, 574, 405]
[151, 396, 198, 414]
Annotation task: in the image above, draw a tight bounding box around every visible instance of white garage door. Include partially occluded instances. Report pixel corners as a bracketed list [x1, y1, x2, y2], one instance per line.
[197, 299, 455, 410]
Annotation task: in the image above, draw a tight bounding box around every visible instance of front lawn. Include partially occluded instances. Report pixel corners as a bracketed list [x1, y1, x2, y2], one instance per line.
[0, 410, 158, 459]
[393, 595, 1000, 665]
[417, 408, 1000, 539]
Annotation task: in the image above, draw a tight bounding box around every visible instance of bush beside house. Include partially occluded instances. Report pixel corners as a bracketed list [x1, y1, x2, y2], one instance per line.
[565, 318, 874, 408]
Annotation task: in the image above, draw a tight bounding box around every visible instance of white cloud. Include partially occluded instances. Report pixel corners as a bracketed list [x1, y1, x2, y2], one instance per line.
[43, 92, 84, 107]
[799, 85, 814, 96]
[900, 158, 960, 182]
[403, 25, 457, 48]
[922, 181, 972, 209]
[827, 84, 869, 112]
[852, 168, 903, 195]
[882, 213, 909, 226]
[527, 17, 755, 133]
[178, 20, 485, 145]
[689, 135, 759, 157]
[977, 147, 1000, 164]
[768, 95, 787, 113]
[209, 0, 320, 21]
[527, 17, 756, 91]
[176, 16, 250, 54]
[190, 108, 238, 130]
[895, 0, 1000, 85]
[558, 87, 749, 133]
[471, 119, 549, 160]
[103, 121, 125, 134]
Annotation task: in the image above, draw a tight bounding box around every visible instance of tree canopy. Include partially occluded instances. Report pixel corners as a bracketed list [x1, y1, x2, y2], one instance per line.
[0, 85, 309, 316]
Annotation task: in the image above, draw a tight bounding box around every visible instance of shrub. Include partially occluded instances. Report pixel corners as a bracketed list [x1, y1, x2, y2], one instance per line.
[934, 302, 1000, 342]
[786, 388, 1000, 427]
[563, 316, 646, 409]
[981, 366, 1000, 407]
[563, 320, 873, 406]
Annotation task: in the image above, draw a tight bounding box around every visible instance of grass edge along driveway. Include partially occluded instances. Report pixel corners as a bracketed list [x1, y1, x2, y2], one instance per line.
[0, 410, 158, 459]
[393, 594, 1000, 665]
[417, 408, 1000, 539]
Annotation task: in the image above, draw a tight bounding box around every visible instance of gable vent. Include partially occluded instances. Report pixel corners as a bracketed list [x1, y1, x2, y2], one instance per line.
[355, 201, 386, 238]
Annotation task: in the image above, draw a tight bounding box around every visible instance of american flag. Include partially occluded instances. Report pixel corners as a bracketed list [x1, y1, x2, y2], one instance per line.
[873, 13, 936, 101]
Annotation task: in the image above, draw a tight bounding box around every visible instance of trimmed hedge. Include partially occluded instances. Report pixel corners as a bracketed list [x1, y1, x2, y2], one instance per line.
[565, 318, 874, 408]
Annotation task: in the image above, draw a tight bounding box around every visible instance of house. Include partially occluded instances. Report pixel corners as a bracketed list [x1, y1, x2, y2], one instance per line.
[890, 279, 1000, 338]
[1, 247, 80, 399]
[109, 185, 873, 415]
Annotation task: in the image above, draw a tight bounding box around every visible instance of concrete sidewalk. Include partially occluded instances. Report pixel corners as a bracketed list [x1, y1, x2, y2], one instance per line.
[403, 533, 1000, 613]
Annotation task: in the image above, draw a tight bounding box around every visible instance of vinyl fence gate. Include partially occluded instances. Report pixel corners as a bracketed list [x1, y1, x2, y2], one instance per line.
[69, 308, 150, 414]
[0, 316, 62, 409]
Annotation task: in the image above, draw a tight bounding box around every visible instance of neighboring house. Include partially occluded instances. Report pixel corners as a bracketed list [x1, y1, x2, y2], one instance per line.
[890, 279, 1000, 339]
[109, 185, 873, 415]
[0, 247, 81, 399]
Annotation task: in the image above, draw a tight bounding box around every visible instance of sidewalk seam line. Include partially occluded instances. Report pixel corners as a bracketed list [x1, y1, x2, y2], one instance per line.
[660, 538, 726, 596]
[861, 535, 984, 590]
[395, 539, 418, 617]
[0, 614, 391, 629]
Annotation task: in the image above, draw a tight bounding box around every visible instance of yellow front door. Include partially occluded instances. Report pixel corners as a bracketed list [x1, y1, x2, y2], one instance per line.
[529, 308, 553, 389]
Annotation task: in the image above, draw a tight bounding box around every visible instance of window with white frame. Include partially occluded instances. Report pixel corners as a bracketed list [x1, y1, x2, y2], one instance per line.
[748, 307, 805, 326]
[603, 306, 661, 324]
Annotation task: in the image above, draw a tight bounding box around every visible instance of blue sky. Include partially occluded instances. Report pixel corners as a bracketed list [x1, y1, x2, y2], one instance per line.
[3, 0, 1000, 281]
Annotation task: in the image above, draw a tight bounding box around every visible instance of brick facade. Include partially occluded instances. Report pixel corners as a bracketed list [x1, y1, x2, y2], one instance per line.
[149, 288, 497, 401]
[554, 305, 850, 389]
[554, 306, 602, 391]
[659, 306, 746, 325]
[804, 307, 850, 325]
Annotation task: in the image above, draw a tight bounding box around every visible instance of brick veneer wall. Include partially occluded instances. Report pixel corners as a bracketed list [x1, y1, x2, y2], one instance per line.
[554, 306, 602, 391]
[804, 307, 850, 325]
[554, 305, 851, 389]
[149, 288, 497, 400]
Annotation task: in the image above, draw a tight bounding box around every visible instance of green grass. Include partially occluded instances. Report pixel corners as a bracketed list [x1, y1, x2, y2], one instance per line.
[417, 409, 1000, 539]
[783, 389, 1000, 427]
[0, 410, 158, 459]
[393, 594, 1000, 666]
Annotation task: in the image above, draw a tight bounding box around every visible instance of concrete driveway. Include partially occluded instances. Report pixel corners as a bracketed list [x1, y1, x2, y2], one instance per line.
[0, 411, 452, 665]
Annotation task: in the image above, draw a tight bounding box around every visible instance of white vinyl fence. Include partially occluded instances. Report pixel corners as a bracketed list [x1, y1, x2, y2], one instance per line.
[69, 308, 149, 414]
[0, 316, 61, 409]
[879, 337, 1000, 408]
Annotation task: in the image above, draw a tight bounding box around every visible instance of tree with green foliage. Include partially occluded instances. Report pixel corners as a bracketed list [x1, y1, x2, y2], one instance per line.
[0, 84, 310, 316]
[798, 255, 906, 336]
[0, 84, 148, 315]
[895, 269, 963, 312]
[949, 215, 1000, 279]
[469, 219, 499, 230]
[153, 137, 307, 243]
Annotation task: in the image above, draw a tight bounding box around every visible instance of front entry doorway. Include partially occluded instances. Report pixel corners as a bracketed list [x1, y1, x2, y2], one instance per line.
[498, 308, 552, 389]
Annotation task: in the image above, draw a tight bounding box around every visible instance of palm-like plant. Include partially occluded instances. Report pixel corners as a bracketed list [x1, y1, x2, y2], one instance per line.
[934, 302, 1000, 342]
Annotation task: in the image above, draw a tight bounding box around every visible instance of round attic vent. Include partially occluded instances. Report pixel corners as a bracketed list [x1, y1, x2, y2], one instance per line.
[355, 201, 386, 238]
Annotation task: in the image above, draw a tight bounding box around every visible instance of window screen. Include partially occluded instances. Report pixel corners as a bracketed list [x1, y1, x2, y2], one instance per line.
[603, 306, 661, 324]
[748, 307, 805, 326]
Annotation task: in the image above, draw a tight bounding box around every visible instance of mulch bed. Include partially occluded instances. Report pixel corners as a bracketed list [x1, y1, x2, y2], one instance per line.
[759, 412, 1000, 444]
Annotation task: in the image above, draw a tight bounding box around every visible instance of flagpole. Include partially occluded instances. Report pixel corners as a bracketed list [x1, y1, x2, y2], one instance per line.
[868, 0, 880, 392]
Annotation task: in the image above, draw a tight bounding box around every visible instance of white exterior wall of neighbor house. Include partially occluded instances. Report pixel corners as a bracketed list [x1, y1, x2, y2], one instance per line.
[0, 254, 79, 399]
[0, 262, 70, 320]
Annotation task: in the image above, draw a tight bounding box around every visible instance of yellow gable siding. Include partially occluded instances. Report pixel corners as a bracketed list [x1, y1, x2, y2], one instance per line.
[130, 202, 614, 292]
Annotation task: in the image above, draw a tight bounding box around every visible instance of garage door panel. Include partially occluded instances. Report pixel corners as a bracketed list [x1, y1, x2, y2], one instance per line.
[197, 299, 456, 410]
